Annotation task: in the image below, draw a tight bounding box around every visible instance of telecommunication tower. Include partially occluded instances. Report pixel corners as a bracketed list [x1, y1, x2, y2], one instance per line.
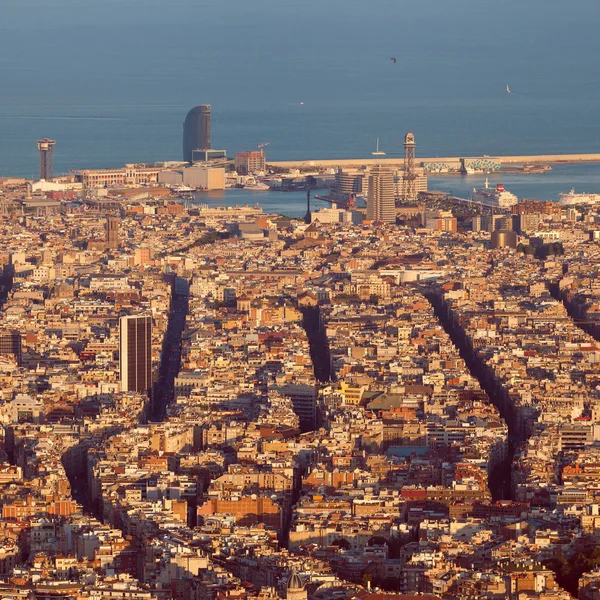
[401, 132, 417, 203]
[37, 138, 56, 181]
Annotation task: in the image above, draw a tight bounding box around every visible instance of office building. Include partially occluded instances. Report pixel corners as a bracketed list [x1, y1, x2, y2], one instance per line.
[513, 213, 540, 234]
[119, 315, 152, 394]
[482, 214, 510, 234]
[0, 331, 21, 365]
[183, 105, 211, 162]
[330, 169, 366, 204]
[37, 139, 56, 181]
[366, 166, 395, 223]
[106, 216, 119, 250]
[235, 151, 266, 175]
[280, 384, 317, 431]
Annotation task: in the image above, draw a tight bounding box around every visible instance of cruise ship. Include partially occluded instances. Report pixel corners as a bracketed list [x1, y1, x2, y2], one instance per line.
[558, 188, 600, 206]
[472, 180, 518, 209]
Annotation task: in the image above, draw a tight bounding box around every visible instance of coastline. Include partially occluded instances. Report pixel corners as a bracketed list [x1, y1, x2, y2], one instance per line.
[268, 153, 600, 170]
[186, 163, 600, 217]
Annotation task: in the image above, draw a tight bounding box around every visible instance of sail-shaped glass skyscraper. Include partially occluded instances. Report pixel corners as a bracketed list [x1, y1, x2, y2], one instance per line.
[183, 104, 211, 162]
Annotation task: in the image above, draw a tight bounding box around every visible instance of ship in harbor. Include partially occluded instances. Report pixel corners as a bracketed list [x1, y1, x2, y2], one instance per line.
[371, 137, 386, 156]
[170, 184, 194, 193]
[558, 188, 600, 206]
[243, 180, 270, 191]
[472, 180, 518, 209]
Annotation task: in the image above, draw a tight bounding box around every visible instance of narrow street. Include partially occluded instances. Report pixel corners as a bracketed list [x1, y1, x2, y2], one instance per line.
[65, 282, 189, 514]
[150, 288, 189, 421]
[425, 289, 517, 501]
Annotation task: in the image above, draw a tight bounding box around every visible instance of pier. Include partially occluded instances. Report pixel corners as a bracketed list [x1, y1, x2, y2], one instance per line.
[268, 152, 600, 170]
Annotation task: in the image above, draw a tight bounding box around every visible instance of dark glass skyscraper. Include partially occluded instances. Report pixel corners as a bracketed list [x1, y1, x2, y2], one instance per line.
[0, 330, 22, 366]
[183, 105, 211, 162]
[119, 315, 152, 394]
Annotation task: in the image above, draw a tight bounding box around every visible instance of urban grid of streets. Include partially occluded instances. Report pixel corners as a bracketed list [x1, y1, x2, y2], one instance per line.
[2, 184, 600, 600]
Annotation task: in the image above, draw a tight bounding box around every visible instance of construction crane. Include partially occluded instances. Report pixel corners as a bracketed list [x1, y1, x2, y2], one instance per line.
[258, 142, 271, 150]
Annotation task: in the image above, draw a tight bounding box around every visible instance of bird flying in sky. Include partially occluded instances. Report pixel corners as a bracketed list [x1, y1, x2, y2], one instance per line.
[390, 57, 397, 63]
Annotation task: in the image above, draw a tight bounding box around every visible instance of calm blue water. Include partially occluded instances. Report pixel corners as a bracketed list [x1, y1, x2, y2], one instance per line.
[193, 189, 313, 219]
[431, 163, 600, 201]
[1, 0, 600, 182]
[193, 163, 600, 218]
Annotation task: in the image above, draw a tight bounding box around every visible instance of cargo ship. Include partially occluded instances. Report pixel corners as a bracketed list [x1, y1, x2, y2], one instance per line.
[558, 189, 600, 206]
[472, 180, 518, 209]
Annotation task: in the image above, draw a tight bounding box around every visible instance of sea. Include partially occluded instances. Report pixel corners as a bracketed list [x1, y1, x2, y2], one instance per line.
[2, 0, 600, 216]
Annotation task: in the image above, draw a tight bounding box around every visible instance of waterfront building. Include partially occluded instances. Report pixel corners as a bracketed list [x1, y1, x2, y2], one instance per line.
[336, 169, 364, 194]
[71, 164, 161, 188]
[159, 165, 225, 190]
[192, 149, 226, 162]
[235, 151, 266, 175]
[366, 165, 395, 223]
[119, 315, 152, 394]
[183, 166, 225, 190]
[183, 104, 211, 162]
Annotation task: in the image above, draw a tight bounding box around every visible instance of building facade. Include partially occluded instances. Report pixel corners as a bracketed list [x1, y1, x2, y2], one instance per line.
[183, 105, 211, 162]
[71, 165, 161, 188]
[0, 331, 21, 365]
[424, 210, 457, 232]
[105, 217, 119, 250]
[235, 151, 266, 175]
[279, 384, 317, 431]
[119, 315, 152, 394]
[366, 166, 395, 223]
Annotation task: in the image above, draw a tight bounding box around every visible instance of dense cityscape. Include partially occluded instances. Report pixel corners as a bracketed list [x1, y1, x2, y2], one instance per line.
[1, 94, 600, 600]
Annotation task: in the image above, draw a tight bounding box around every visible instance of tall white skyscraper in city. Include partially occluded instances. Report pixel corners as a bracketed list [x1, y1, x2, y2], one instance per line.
[366, 165, 395, 223]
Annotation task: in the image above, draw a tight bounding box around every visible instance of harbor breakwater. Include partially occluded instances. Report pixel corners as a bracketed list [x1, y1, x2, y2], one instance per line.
[269, 153, 600, 170]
